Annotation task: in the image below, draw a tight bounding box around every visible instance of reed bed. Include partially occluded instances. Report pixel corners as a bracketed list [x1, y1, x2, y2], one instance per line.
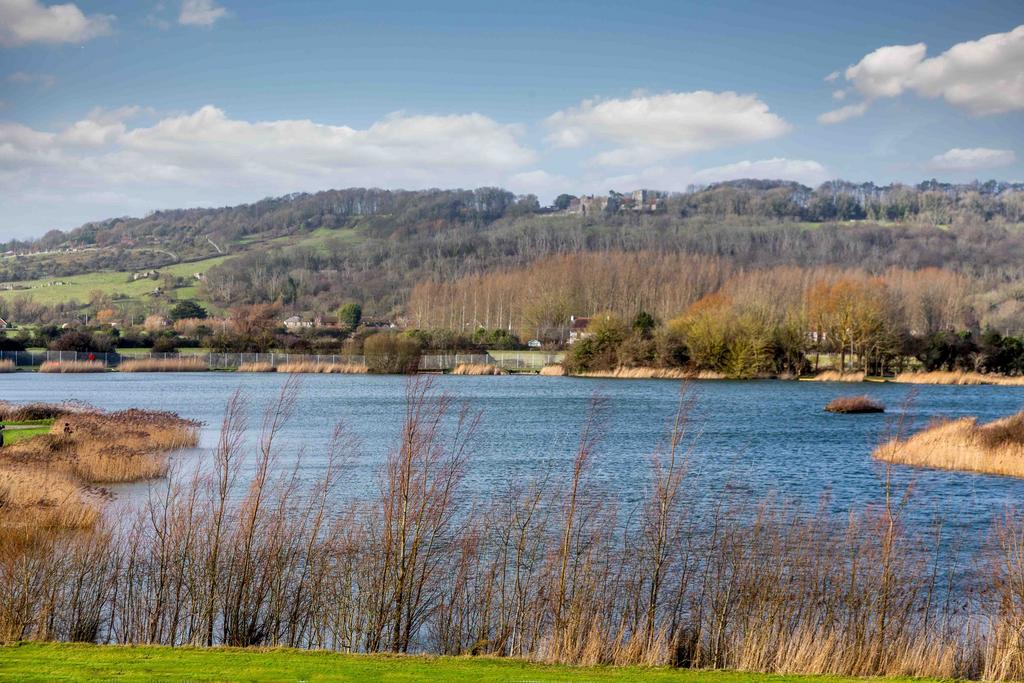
[0, 465, 99, 536]
[0, 401, 81, 422]
[117, 358, 207, 372]
[539, 364, 566, 376]
[450, 363, 507, 375]
[236, 362, 276, 372]
[808, 370, 866, 382]
[874, 410, 1024, 478]
[893, 371, 1024, 386]
[0, 360, 14, 373]
[38, 360, 106, 373]
[275, 361, 368, 374]
[825, 395, 885, 413]
[578, 367, 726, 380]
[4, 381, 1024, 680]
[0, 405, 199, 544]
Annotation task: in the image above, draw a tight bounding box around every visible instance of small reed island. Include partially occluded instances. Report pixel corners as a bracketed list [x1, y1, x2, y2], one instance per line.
[825, 395, 885, 413]
[0, 401, 199, 536]
[874, 410, 1024, 478]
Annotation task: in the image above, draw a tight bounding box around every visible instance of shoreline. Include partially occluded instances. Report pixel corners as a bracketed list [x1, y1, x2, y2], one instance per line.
[3, 365, 1024, 385]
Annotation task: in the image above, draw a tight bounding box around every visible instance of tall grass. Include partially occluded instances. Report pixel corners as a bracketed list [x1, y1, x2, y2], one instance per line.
[3, 382, 1024, 679]
[275, 361, 368, 374]
[0, 406, 200, 544]
[237, 362, 276, 372]
[450, 363, 507, 375]
[38, 360, 106, 373]
[874, 410, 1024, 477]
[118, 358, 207, 372]
[539, 364, 566, 376]
[0, 360, 14, 373]
[825, 395, 885, 413]
[582, 367, 729, 379]
[808, 370, 866, 382]
[0, 401, 80, 422]
[894, 371, 1024, 386]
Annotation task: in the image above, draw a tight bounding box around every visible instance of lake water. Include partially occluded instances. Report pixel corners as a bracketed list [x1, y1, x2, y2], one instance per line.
[3, 373, 1023, 549]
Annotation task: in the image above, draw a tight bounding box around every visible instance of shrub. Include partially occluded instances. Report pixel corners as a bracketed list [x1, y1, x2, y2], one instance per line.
[824, 395, 885, 413]
[48, 331, 113, 353]
[364, 332, 421, 374]
[169, 300, 207, 321]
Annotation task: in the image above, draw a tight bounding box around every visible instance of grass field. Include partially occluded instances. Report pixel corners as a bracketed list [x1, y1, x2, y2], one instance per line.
[0, 228, 363, 310]
[0, 255, 230, 307]
[0, 643, 935, 683]
[0, 419, 53, 446]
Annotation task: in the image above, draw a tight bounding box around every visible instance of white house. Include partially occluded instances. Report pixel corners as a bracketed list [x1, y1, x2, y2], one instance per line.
[283, 315, 314, 330]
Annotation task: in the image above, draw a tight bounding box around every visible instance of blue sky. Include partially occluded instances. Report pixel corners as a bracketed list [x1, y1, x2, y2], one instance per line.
[0, 0, 1021, 238]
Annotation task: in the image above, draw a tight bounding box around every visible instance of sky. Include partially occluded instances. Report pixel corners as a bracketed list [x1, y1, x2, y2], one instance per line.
[0, 0, 1021, 239]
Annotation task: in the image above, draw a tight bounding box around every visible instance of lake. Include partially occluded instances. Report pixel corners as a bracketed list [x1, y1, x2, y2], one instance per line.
[3, 372, 1023, 549]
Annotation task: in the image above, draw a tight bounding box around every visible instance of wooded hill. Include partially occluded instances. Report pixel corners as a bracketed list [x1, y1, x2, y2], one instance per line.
[1, 180, 1023, 326]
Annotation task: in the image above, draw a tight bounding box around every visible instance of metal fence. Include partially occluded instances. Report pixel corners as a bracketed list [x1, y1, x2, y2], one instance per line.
[0, 349, 565, 371]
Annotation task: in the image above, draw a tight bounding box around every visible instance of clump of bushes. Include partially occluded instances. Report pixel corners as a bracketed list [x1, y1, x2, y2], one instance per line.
[364, 332, 421, 374]
[564, 311, 688, 375]
[825, 395, 885, 414]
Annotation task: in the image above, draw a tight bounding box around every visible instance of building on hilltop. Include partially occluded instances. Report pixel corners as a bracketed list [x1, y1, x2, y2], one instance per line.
[566, 190, 665, 215]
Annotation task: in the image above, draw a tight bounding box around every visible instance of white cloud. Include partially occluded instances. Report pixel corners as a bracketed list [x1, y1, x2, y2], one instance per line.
[831, 89, 846, 101]
[824, 25, 1024, 121]
[0, 105, 538, 223]
[824, 71, 840, 83]
[0, 0, 113, 46]
[179, 0, 227, 26]
[692, 158, 829, 186]
[545, 91, 791, 166]
[506, 170, 573, 199]
[7, 71, 56, 87]
[928, 147, 1017, 171]
[817, 102, 869, 125]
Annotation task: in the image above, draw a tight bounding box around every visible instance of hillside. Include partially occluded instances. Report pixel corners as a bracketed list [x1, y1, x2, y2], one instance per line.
[1, 181, 1023, 325]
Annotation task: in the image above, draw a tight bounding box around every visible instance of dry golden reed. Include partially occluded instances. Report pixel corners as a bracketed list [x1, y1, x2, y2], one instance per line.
[0, 360, 14, 373]
[893, 371, 1024, 386]
[275, 361, 367, 374]
[237, 362, 276, 372]
[825, 395, 885, 413]
[809, 370, 866, 382]
[539, 364, 566, 376]
[118, 357, 207, 372]
[450, 363, 507, 375]
[0, 406, 199, 541]
[874, 411, 1024, 477]
[578, 367, 725, 380]
[38, 360, 106, 373]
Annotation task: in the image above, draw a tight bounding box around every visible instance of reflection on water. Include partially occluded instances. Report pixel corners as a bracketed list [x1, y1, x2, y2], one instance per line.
[2, 372, 1023, 550]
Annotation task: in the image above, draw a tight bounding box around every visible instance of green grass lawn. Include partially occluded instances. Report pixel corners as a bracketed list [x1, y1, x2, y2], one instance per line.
[0, 643, 937, 683]
[0, 420, 54, 446]
[0, 255, 230, 307]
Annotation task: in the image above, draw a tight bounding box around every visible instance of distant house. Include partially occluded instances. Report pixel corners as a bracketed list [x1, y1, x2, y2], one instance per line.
[567, 316, 592, 345]
[527, 338, 543, 349]
[283, 315, 314, 330]
[566, 190, 664, 215]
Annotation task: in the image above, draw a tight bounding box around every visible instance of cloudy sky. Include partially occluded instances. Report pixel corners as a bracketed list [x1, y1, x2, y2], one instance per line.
[0, 0, 1021, 239]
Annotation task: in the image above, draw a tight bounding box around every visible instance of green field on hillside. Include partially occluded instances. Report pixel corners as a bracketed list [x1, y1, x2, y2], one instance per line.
[0, 228, 363, 311]
[0, 255, 230, 307]
[0, 643, 937, 683]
